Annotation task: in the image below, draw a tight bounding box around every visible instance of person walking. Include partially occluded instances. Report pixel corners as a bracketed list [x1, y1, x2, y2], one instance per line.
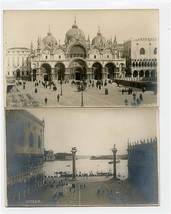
[133, 92, 136, 101]
[45, 97, 48, 105]
[124, 99, 128, 106]
[57, 94, 60, 102]
[136, 98, 140, 106]
[139, 93, 143, 102]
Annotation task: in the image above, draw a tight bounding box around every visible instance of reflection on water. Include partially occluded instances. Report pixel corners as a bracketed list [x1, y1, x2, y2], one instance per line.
[43, 159, 128, 179]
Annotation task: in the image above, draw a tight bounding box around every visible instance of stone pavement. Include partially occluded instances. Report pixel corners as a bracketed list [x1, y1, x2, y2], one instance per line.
[6, 80, 157, 108]
[18, 176, 149, 207]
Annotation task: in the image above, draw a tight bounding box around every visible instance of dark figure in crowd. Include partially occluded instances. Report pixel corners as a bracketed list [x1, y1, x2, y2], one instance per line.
[45, 97, 48, 105]
[139, 93, 143, 101]
[57, 94, 60, 102]
[142, 86, 146, 93]
[133, 92, 136, 101]
[124, 99, 128, 106]
[122, 89, 124, 95]
[136, 98, 140, 106]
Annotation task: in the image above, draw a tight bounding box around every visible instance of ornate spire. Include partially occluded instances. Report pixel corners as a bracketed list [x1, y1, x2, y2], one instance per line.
[113, 35, 117, 45]
[48, 25, 51, 35]
[97, 26, 101, 35]
[72, 15, 78, 28]
[37, 36, 41, 49]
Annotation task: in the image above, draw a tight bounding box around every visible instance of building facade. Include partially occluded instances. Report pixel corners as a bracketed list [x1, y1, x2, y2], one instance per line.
[30, 21, 126, 82]
[124, 38, 158, 80]
[6, 110, 45, 206]
[5, 47, 31, 80]
[127, 138, 158, 204]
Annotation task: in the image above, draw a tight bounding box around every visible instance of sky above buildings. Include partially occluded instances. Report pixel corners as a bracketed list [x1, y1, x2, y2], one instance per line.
[4, 9, 158, 49]
[29, 108, 158, 156]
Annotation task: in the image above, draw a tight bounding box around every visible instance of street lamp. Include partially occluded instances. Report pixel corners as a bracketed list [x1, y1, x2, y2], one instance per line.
[60, 78, 63, 96]
[81, 82, 84, 107]
[59, 69, 63, 96]
[111, 144, 118, 179]
[81, 71, 85, 107]
[71, 147, 77, 180]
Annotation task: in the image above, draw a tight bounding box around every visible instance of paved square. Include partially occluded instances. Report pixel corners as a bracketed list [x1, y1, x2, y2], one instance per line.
[6, 80, 157, 108]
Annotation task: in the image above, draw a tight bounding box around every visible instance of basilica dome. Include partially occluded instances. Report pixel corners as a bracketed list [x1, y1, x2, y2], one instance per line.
[92, 29, 106, 47]
[42, 30, 57, 47]
[65, 21, 86, 44]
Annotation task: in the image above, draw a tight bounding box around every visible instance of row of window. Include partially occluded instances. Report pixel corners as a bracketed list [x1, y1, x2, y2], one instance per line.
[8, 57, 29, 67]
[28, 123, 42, 133]
[43, 54, 122, 60]
[132, 61, 157, 67]
[29, 133, 42, 148]
[140, 47, 157, 55]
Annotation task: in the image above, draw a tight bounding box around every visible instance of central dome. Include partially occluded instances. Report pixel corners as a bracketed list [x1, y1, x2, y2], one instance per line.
[65, 21, 86, 44]
[42, 30, 57, 47]
[92, 28, 106, 47]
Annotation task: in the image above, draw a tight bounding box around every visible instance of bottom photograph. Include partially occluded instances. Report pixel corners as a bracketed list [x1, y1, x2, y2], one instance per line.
[5, 108, 159, 207]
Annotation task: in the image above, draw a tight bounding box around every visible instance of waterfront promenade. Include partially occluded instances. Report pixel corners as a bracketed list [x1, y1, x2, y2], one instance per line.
[18, 176, 148, 207]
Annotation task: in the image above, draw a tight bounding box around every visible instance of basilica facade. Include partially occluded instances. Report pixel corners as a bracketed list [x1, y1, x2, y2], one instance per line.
[30, 20, 126, 82]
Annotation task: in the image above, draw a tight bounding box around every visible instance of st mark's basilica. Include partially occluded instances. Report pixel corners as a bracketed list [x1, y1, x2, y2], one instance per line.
[30, 20, 125, 82]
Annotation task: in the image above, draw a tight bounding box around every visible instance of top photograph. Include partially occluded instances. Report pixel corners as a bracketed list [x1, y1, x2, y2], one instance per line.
[4, 10, 159, 108]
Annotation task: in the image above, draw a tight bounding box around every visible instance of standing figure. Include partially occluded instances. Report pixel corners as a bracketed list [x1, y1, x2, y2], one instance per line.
[124, 99, 128, 106]
[139, 93, 143, 102]
[45, 97, 48, 105]
[133, 92, 136, 101]
[57, 94, 60, 102]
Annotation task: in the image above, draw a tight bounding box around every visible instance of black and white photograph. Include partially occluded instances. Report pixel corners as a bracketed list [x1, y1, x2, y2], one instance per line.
[6, 108, 159, 207]
[4, 10, 158, 108]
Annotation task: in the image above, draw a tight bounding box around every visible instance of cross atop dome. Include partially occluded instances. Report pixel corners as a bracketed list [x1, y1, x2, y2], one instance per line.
[72, 15, 78, 28]
[97, 26, 101, 35]
[47, 25, 51, 35]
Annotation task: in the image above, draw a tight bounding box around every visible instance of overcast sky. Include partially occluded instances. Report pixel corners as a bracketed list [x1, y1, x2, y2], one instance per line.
[4, 10, 158, 49]
[29, 108, 158, 156]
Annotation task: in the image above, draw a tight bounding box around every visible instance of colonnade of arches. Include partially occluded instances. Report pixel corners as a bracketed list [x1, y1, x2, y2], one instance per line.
[32, 60, 120, 81]
[132, 70, 157, 78]
[132, 59, 157, 68]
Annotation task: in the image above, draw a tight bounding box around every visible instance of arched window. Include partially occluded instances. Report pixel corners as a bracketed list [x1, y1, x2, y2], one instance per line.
[140, 48, 145, 55]
[59, 55, 61, 59]
[29, 132, 34, 147]
[154, 47, 157, 55]
[94, 55, 96, 59]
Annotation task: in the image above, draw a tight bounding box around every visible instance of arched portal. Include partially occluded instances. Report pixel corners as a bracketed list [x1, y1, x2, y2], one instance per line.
[133, 70, 138, 77]
[145, 70, 150, 77]
[69, 59, 87, 80]
[151, 70, 157, 79]
[41, 63, 51, 82]
[139, 70, 144, 78]
[92, 62, 102, 80]
[54, 63, 65, 81]
[105, 63, 116, 81]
